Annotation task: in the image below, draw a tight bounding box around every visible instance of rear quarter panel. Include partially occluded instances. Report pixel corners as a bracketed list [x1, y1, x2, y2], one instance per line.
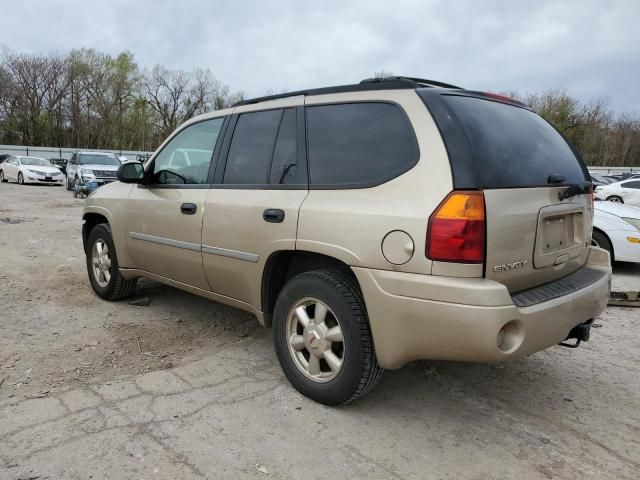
[297, 90, 454, 274]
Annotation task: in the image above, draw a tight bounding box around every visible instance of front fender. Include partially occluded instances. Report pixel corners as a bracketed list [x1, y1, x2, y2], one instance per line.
[83, 182, 135, 267]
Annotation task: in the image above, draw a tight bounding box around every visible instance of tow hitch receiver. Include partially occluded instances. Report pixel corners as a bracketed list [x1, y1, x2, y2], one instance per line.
[559, 320, 592, 348]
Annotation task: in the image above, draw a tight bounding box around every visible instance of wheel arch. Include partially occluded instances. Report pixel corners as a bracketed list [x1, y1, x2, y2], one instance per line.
[592, 226, 615, 262]
[261, 250, 360, 326]
[82, 209, 111, 254]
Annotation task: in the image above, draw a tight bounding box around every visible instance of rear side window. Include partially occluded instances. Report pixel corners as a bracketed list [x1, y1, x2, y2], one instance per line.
[423, 93, 587, 189]
[269, 109, 300, 185]
[306, 103, 418, 187]
[224, 109, 282, 184]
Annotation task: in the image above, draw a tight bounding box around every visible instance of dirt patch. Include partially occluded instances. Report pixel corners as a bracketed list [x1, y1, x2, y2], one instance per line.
[0, 182, 258, 399]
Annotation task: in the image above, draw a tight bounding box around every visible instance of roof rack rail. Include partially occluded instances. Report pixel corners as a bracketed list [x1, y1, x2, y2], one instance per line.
[233, 76, 461, 107]
[360, 76, 462, 89]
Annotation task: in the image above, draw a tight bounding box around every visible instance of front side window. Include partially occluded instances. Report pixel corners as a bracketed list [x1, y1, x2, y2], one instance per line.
[306, 102, 418, 187]
[224, 109, 283, 185]
[152, 118, 224, 185]
[622, 181, 640, 189]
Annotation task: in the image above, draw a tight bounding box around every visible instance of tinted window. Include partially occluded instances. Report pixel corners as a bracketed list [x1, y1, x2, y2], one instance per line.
[153, 118, 224, 184]
[306, 103, 418, 186]
[622, 181, 640, 189]
[436, 95, 587, 188]
[269, 109, 300, 185]
[224, 110, 282, 184]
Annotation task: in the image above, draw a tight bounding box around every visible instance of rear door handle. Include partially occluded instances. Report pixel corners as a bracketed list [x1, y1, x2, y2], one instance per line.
[181, 203, 197, 215]
[263, 208, 285, 223]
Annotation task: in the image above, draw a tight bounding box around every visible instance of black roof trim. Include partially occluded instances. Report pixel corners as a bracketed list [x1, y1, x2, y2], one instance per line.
[233, 76, 462, 107]
[360, 76, 462, 89]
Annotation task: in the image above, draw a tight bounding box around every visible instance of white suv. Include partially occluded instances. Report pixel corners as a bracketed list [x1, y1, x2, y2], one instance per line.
[66, 151, 121, 191]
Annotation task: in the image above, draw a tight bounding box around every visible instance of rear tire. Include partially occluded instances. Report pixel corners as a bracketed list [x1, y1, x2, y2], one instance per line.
[591, 229, 614, 263]
[65, 175, 72, 190]
[86, 223, 137, 300]
[0, 170, 6, 183]
[606, 195, 624, 203]
[273, 270, 383, 405]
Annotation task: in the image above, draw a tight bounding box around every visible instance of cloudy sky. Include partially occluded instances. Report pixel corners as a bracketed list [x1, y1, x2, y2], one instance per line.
[3, 0, 639, 113]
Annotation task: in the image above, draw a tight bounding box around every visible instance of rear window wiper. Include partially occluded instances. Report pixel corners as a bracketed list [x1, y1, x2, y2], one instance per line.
[547, 174, 592, 200]
[557, 180, 593, 201]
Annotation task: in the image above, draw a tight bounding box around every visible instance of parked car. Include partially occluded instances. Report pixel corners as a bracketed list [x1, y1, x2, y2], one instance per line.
[48, 158, 68, 175]
[0, 156, 65, 185]
[592, 200, 640, 263]
[594, 178, 640, 206]
[589, 173, 614, 187]
[65, 151, 122, 191]
[81, 76, 611, 405]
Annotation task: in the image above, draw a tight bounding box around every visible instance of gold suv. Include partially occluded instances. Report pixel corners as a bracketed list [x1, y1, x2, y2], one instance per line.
[82, 77, 611, 405]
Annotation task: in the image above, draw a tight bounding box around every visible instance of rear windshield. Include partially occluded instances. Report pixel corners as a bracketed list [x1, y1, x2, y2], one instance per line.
[422, 93, 587, 189]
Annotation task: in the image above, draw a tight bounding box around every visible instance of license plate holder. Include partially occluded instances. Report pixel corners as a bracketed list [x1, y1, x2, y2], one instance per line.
[534, 205, 585, 268]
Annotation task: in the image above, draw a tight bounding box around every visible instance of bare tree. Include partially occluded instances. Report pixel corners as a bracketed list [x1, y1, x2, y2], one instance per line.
[3, 51, 69, 145]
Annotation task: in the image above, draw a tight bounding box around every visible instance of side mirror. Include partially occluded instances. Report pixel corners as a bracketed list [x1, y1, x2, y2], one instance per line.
[118, 161, 145, 184]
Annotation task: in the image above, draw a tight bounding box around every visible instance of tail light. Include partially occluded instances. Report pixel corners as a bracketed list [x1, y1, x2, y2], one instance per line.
[427, 191, 485, 263]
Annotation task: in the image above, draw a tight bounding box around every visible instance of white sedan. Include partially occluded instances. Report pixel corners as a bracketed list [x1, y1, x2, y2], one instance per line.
[594, 178, 640, 207]
[592, 200, 640, 263]
[0, 156, 65, 185]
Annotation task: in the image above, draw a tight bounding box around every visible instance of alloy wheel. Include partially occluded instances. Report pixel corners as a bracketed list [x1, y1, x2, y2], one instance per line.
[91, 239, 112, 288]
[286, 297, 345, 383]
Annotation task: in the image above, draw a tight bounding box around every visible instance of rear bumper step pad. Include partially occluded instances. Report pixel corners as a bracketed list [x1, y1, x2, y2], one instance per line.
[511, 266, 608, 308]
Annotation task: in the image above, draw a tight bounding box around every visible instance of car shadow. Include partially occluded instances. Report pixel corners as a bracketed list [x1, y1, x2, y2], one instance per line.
[612, 261, 640, 275]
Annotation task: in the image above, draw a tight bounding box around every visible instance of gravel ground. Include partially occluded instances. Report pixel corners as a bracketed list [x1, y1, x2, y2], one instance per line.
[0, 181, 639, 479]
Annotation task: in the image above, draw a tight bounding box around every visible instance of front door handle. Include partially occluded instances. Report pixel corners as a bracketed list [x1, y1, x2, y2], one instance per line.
[263, 208, 285, 223]
[181, 203, 197, 215]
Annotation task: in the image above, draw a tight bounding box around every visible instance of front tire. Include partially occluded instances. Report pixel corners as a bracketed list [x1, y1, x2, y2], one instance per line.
[66, 175, 72, 190]
[606, 195, 624, 203]
[86, 223, 137, 300]
[0, 170, 6, 183]
[273, 270, 383, 405]
[17, 172, 24, 185]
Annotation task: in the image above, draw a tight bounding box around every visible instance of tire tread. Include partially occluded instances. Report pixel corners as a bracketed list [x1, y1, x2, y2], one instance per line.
[88, 223, 137, 300]
[294, 269, 383, 404]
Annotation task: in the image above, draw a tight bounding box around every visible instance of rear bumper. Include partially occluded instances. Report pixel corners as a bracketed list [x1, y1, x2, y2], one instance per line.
[353, 247, 611, 369]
